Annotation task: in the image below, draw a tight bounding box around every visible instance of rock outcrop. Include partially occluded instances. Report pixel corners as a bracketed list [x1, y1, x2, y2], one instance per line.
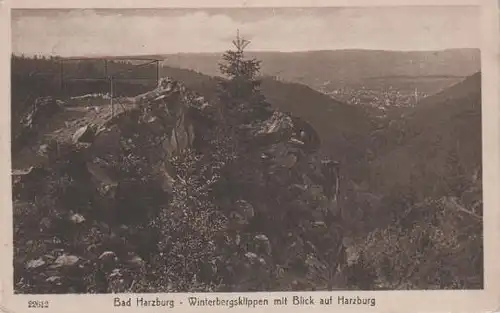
[13, 77, 346, 293]
[13, 96, 64, 151]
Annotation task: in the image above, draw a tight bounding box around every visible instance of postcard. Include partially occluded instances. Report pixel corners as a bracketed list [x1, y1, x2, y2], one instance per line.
[1, 0, 499, 312]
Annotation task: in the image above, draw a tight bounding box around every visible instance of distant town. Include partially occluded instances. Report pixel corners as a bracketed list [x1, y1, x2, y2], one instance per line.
[325, 86, 428, 110]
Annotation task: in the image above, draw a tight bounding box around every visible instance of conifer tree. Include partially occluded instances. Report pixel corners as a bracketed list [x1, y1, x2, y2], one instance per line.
[217, 30, 269, 123]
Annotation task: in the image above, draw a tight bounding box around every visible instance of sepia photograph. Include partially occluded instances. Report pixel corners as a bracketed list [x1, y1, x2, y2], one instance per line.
[3, 2, 499, 311]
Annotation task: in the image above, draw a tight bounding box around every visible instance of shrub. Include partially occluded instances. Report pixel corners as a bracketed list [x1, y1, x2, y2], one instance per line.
[355, 196, 482, 289]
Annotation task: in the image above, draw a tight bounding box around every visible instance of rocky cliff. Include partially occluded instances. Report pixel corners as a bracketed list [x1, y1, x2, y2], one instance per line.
[13, 77, 354, 293]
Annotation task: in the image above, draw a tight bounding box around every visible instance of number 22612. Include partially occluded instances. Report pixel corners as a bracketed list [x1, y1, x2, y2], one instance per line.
[28, 300, 49, 309]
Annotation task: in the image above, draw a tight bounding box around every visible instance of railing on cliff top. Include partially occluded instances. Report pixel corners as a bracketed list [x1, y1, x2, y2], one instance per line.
[60, 56, 163, 117]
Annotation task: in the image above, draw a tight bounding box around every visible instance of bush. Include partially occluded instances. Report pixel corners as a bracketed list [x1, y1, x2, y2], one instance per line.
[355, 196, 482, 289]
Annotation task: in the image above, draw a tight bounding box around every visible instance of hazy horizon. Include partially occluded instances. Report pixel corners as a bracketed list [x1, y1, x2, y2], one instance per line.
[12, 7, 480, 57]
[11, 47, 482, 60]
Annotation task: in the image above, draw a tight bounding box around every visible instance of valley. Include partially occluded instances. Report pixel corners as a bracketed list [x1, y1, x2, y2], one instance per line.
[11, 49, 483, 292]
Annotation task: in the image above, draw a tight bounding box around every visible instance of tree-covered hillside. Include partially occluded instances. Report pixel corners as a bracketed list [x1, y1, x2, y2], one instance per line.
[11, 45, 483, 292]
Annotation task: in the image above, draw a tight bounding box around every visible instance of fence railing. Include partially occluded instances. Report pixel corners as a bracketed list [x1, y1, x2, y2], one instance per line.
[59, 57, 163, 117]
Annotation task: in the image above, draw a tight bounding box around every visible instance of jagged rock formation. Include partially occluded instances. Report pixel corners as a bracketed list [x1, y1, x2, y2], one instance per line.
[13, 96, 64, 152]
[13, 77, 348, 293]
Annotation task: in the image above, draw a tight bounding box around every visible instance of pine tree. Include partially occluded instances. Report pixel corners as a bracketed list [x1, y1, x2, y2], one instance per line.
[217, 30, 269, 123]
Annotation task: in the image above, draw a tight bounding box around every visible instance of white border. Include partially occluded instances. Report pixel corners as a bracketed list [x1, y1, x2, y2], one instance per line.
[1, 1, 499, 313]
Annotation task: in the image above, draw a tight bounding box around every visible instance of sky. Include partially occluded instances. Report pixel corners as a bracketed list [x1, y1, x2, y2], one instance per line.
[11, 6, 480, 57]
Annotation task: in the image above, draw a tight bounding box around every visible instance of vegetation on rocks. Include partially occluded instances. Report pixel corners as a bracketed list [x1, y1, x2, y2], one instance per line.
[12, 36, 483, 293]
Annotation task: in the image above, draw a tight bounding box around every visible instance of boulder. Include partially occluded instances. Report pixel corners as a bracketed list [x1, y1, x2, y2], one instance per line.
[244, 252, 258, 262]
[73, 124, 97, 144]
[126, 254, 145, 268]
[45, 276, 62, 284]
[235, 200, 255, 220]
[254, 234, 272, 255]
[161, 116, 195, 157]
[90, 125, 122, 158]
[134, 79, 198, 157]
[247, 111, 294, 146]
[52, 254, 80, 268]
[86, 160, 118, 214]
[69, 213, 86, 224]
[98, 251, 118, 264]
[37, 144, 50, 157]
[227, 211, 249, 231]
[21, 96, 62, 130]
[12, 166, 48, 183]
[25, 258, 46, 270]
[135, 77, 175, 104]
[259, 111, 293, 135]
